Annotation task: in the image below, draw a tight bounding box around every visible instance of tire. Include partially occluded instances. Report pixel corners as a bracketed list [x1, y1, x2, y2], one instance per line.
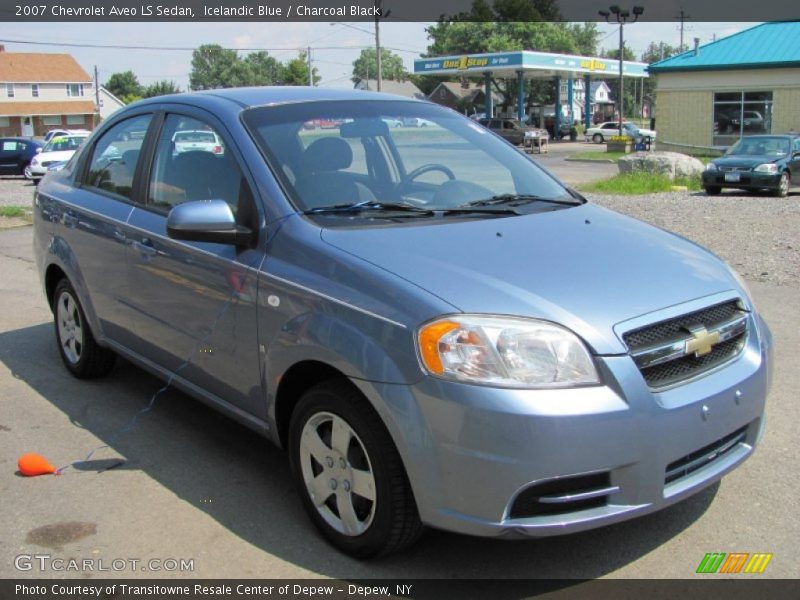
[592, 133, 603, 144]
[288, 380, 423, 557]
[773, 172, 789, 198]
[53, 279, 115, 379]
[705, 186, 722, 196]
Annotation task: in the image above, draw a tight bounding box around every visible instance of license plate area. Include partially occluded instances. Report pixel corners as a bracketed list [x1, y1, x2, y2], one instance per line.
[724, 172, 741, 182]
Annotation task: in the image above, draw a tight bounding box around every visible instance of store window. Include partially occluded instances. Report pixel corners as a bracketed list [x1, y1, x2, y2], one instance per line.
[713, 91, 773, 146]
[31, 84, 39, 97]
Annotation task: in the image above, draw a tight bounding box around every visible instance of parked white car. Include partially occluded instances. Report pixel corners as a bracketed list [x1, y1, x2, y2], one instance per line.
[172, 129, 224, 155]
[585, 121, 656, 143]
[25, 133, 90, 181]
[42, 128, 91, 143]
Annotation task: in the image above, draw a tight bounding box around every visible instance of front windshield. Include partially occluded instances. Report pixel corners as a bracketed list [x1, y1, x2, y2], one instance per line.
[725, 136, 789, 157]
[44, 136, 85, 152]
[242, 100, 574, 215]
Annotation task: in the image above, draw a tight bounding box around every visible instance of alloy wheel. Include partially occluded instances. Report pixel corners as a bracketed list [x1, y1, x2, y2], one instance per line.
[57, 291, 83, 364]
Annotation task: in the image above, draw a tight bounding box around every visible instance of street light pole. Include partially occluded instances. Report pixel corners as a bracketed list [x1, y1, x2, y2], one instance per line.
[599, 5, 644, 137]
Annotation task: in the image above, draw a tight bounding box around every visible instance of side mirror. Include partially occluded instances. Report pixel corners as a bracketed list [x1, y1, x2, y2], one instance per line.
[166, 200, 255, 247]
[36, 147, 42, 154]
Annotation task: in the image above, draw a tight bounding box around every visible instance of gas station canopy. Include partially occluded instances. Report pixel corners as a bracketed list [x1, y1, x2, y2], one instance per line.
[414, 50, 648, 79]
[414, 50, 649, 133]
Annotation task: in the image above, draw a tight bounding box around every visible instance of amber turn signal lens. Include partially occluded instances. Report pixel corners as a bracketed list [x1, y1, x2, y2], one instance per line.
[418, 320, 460, 374]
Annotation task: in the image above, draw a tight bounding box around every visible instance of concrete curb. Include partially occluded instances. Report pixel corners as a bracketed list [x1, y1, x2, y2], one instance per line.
[565, 157, 617, 164]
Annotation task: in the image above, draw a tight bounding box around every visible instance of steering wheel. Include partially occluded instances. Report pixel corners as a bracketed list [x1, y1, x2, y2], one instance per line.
[396, 163, 456, 195]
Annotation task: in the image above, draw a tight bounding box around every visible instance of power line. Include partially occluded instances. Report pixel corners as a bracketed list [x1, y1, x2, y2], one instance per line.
[0, 36, 423, 54]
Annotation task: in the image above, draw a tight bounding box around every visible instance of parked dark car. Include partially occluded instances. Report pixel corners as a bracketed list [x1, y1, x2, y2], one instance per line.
[477, 117, 546, 145]
[0, 138, 43, 176]
[703, 134, 800, 197]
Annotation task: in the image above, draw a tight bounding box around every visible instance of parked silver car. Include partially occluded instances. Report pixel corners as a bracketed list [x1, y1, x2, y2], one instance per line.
[34, 88, 771, 557]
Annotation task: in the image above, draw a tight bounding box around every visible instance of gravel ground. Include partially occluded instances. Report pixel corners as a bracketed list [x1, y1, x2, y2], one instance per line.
[0, 176, 36, 207]
[589, 191, 800, 287]
[2, 176, 797, 286]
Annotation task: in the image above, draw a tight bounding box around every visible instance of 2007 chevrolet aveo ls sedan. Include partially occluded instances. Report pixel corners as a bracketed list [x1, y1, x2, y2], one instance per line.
[34, 88, 772, 557]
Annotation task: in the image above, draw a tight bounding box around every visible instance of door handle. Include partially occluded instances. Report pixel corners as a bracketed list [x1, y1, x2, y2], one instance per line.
[132, 237, 158, 257]
[62, 211, 78, 228]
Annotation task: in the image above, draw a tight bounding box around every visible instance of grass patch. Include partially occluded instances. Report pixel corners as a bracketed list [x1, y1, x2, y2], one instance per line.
[578, 173, 702, 195]
[0, 206, 29, 218]
[569, 151, 627, 162]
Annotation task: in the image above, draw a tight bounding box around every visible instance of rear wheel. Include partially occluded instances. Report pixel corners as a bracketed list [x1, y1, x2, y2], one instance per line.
[773, 172, 789, 197]
[592, 133, 603, 144]
[705, 186, 722, 196]
[53, 279, 115, 378]
[288, 380, 423, 557]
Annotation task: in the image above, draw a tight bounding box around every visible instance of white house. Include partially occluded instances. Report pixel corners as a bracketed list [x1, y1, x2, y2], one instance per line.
[97, 86, 126, 120]
[0, 47, 97, 137]
[557, 79, 614, 122]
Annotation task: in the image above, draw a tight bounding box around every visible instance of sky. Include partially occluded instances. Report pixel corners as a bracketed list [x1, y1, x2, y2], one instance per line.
[0, 21, 759, 91]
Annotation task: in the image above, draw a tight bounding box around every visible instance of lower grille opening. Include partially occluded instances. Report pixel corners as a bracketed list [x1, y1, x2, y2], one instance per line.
[509, 472, 613, 519]
[665, 426, 748, 485]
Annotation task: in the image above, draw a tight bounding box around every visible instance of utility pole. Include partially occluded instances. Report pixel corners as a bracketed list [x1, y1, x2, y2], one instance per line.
[94, 65, 100, 123]
[307, 46, 312, 87]
[600, 6, 644, 137]
[677, 9, 691, 52]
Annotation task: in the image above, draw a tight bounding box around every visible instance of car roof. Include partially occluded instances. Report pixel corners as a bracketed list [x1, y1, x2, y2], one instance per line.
[1, 137, 41, 143]
[133, 86, 420, 110]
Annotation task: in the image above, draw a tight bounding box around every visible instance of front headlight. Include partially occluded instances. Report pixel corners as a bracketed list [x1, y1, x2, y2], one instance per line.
[754, 163, 778, 173]
[31, 158, 39, 166]
[417, 315, 599, 388]
[704, 162, 718, 172]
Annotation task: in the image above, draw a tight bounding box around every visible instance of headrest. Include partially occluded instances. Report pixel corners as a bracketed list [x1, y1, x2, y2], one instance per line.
[304, 137, 352, 172]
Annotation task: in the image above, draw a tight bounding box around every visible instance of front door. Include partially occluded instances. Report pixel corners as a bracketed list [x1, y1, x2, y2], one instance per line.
[124, 111, 265, 417]
[21, 116, 34, 137]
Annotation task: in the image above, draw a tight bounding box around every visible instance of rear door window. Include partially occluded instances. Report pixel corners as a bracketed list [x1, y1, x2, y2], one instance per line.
[84, 114, 153, 201]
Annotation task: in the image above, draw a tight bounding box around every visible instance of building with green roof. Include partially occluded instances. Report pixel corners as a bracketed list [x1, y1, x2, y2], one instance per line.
[649, 21, 800, 152]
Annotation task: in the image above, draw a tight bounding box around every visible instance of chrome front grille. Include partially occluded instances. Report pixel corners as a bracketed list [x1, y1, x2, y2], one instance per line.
[623, 300, 748, 389]
[719, 166, 751, 173]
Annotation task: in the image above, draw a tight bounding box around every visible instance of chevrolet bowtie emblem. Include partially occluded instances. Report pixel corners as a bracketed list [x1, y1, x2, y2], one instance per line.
[684, 325, 721, 357]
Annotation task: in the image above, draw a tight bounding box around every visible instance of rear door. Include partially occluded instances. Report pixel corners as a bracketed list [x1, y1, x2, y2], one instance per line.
[0, 140, 24, 174]
[50, 113, 156, 346]
[124, 109, 265, 417]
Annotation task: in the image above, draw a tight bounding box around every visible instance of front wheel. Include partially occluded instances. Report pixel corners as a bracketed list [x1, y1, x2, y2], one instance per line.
[53, 279, 116, 378]
[773, 172, 789, 197]
[592, 133, 603, 144]
[288, 380, 423, 557]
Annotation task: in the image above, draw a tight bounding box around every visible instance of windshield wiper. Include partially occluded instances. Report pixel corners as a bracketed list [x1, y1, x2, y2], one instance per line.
[305, 200, 434, 217]
[464, 193, 583, 208]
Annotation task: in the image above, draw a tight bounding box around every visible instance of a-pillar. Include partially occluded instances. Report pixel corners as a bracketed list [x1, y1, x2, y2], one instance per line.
[484, 72, 493, 118]
[584, 74, 592, 130]
[516, 70, 525, 122]
[554, 75, 562, 140]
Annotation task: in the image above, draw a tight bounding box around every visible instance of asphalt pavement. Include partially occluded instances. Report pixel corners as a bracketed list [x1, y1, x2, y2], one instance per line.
[0, 222, 797, 580]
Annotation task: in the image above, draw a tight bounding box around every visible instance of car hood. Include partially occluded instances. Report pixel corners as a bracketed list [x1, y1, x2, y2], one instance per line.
[714, 155, 784, 168]
[320, 204, 742, 354]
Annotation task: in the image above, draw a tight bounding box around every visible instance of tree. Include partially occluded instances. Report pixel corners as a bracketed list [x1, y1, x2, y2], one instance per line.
[105, 71, 143, 104]
[243, 51, 284, 85]
[351, 48, 407, 84]
[189, 44, 243, 90]
[282, 51, 321, 86]
[142, 80, 181, 98]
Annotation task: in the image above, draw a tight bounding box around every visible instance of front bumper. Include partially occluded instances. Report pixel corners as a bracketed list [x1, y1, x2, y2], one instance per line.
[354, 312, 772, 538]
[26, 164, 47, 179]
[702, 170, 781, 190]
